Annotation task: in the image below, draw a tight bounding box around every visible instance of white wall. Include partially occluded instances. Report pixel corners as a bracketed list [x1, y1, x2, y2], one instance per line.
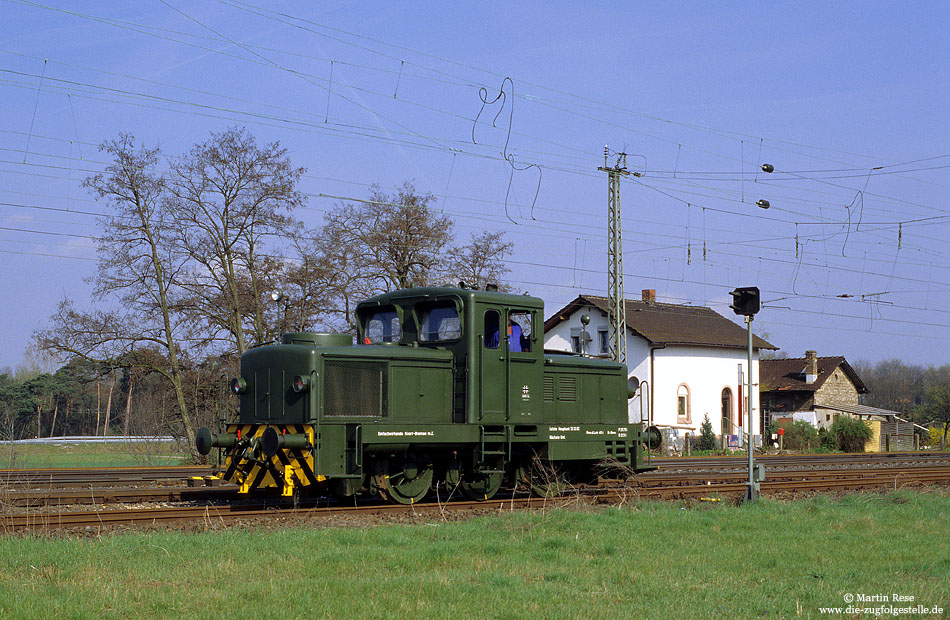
[651, 345, 760, 440]
[545, 307, 762, 440]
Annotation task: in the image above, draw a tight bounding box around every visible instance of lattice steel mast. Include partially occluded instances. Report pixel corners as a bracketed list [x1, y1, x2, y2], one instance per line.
[598, 147, 630, 365]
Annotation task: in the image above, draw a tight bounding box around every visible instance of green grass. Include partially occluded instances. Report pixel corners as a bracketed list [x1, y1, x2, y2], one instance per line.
[0, 491, 947, 619]
[0, 441, 188, 469]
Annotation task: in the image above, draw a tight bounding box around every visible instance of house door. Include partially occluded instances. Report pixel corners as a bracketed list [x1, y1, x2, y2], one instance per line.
[721, 388, 734, 447]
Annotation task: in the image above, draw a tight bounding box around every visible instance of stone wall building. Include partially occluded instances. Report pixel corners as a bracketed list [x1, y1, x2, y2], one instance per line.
[759, 351, 868, 429]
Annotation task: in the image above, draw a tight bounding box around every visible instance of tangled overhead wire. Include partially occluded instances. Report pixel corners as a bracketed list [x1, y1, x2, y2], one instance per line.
[472, 77, 541, 224]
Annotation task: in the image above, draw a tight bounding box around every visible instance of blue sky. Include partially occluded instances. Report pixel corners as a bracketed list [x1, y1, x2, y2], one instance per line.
[1, 1, 949, 370]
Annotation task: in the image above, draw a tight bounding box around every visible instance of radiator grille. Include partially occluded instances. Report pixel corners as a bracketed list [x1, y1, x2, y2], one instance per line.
[324, 360, 387, 417]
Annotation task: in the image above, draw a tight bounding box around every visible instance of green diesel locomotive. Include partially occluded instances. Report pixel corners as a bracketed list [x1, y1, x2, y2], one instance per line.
[196, 286, 653, 503]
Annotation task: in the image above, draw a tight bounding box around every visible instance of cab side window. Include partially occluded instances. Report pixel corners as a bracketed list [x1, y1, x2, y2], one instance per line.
[485, 310, 500, 349]
[508, 311, 533, 352]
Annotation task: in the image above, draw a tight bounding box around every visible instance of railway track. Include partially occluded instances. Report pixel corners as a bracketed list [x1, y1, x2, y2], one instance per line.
[2, 460, 947, 532]
[0, 465, 210, 488]
[3, 452, 945, 490]
[646, 451, 950, 470]
[0, 485, 236, 507]
[6, 465, 947, 508]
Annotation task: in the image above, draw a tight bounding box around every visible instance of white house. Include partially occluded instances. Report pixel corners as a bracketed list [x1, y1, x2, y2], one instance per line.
[543, 290, 777, 449]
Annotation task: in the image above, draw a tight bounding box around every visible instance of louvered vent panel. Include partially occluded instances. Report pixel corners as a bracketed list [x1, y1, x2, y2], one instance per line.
[558, 376, 577, 402]
[543, 376, 555, 402]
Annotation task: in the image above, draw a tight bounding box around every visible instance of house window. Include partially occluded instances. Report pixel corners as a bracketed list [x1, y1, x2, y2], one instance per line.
[570, 326, 587, 354]
[598, 328, 609, 355]
[677, 384, 691, 423]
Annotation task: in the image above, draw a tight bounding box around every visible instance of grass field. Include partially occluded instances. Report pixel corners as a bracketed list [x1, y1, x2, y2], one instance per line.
[0, 491, 946, 619]
[0, 441, 189, 469]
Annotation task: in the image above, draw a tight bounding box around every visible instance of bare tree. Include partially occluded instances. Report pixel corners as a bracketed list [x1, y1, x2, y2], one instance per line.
[165, 127, 305, 354]
[281, 245, 338, 332]
[315, 182, 455, 331]
[322, 182, 453, 291]
[304, 224, 380, 332]
[446, 231, 514, 291]
[36, 135, 201, 456]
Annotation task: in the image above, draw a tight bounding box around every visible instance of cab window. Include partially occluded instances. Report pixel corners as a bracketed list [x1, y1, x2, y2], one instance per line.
[364, 309, 401, 344]
[508, 311, 533, 352]
[485, 310, 500, 349]
[419, 304, 461, 342]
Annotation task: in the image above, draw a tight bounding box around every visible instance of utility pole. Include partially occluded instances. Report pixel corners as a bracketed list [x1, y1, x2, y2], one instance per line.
[598, 147, 630, 365]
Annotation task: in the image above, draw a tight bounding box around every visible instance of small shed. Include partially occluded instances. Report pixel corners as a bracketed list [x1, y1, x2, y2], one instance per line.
[816, 403, 922, 452]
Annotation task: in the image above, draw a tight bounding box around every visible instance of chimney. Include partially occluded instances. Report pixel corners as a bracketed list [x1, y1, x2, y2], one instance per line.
[804, 350, 818, 383]
[641, 289, 656, 303]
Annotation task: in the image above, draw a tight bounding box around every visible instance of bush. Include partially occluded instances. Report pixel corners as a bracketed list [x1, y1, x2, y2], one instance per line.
[697, 414, 717, 451]
[780, 420, 820, 451]
[926, 425, 948, 449]
[829, 416, 873, 452]
[818, 426, 838, 451]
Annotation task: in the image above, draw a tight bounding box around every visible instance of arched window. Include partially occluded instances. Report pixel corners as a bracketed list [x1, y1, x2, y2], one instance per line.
[677, 384, 691, 423]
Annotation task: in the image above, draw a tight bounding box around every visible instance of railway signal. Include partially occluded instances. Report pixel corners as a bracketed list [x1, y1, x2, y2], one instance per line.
[730, 286, 763, 501]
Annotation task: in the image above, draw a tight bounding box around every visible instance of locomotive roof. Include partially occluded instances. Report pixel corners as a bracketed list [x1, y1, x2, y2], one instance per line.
[359, 286, 545, 310]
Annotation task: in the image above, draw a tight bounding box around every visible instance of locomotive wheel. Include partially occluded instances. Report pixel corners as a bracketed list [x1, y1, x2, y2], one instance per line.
[373, 456, 433, 505]
[445, 458, 503, 501]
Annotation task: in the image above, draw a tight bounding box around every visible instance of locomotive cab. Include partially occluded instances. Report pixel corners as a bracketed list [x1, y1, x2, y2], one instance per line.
[356, 287, 545, 427]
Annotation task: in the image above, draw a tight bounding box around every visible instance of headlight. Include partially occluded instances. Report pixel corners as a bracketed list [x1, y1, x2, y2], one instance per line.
[292, 375, 310, 393]
[230, 377, 247, 395]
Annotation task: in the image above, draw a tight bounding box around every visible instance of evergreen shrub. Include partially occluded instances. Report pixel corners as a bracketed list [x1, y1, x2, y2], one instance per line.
[830, 416, 872, 452]
[698, 414, 717, 451]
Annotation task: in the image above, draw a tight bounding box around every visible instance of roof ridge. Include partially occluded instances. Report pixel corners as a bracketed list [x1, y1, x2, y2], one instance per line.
[762, 355, 846, 362]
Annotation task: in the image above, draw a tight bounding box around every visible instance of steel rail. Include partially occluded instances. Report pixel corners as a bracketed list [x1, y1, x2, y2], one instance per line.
[3, 467, 948, 532]
[1, 486, 237, 507]
[0, 494, 584, 531]
[0, 466, 210, 488]
[8, 466, 947, 508]
[649, 452, 950, 469]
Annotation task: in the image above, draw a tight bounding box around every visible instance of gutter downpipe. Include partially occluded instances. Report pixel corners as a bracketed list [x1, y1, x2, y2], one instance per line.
[649, 343, 665, 444]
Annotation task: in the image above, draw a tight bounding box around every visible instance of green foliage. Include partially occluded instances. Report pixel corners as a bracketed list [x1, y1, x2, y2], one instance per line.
[926, 426, 947, 449]
[697, 414, 717, 451]
[915, 384, 950, 448]
[780, 420, 820, 451]
[829, 416, 873, 452]
[818, 426, 838, 451]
